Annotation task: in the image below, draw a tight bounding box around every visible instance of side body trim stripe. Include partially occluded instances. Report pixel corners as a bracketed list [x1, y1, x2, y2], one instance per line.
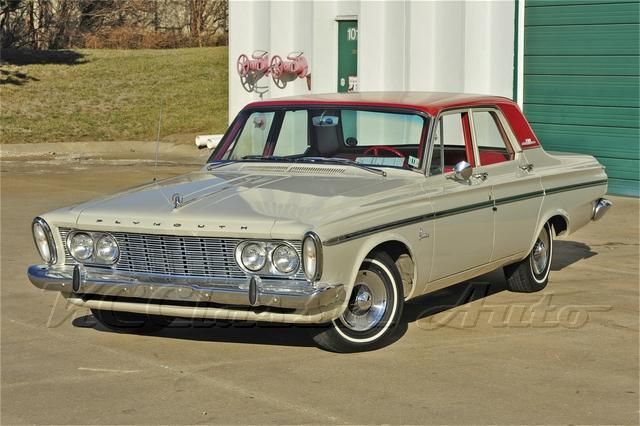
[545, 179, 608, 195]
[323, 179, 607, 246]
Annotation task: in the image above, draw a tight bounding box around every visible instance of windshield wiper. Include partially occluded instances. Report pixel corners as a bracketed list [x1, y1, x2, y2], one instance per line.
[295, 157, 387, 177]
[205, 161, 235, 171]
[241, 155, 293, 161]
[206, 155, 294, 171]
[209, 156, 387, 177]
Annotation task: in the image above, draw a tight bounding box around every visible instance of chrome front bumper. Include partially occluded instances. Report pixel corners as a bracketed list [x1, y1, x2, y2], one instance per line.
[27, 264, 345, 311]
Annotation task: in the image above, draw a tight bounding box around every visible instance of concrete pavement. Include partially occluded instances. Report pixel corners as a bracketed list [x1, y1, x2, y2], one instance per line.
[1, 161, 638, 424]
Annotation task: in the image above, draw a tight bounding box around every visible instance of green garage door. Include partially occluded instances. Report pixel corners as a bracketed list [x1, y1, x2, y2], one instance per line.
[523, 0, 640, 197]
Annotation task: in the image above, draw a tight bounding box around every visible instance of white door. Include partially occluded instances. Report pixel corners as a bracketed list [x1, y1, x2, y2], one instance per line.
[468, 109, 544, 261]
[427, 110, 494, 281]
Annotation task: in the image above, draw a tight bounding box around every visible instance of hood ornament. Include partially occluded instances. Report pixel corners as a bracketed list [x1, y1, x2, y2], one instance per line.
[171, 193, 183, 209]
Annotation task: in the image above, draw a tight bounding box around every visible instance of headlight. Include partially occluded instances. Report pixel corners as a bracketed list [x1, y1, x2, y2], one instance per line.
[272, 244, 300, 273]
[32, 218, 55, 264]
[303, 232, 322, 281]
[240, 242, 267, 272]
[95, 234, 119, 263]
[69, 232, 93, 261]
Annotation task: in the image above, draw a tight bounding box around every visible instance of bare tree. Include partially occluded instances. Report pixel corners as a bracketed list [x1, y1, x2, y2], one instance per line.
[0, 0, 228, 49]
[187, 0, 227, 47]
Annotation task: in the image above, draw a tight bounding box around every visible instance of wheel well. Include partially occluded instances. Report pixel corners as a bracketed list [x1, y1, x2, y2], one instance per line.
[367, 241, 414, 298]
[548, 215, 568, 237]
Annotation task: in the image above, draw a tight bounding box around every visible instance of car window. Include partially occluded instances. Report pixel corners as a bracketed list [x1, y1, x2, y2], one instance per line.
[273, 110, 308, 156]
[429, 112, 469, 175]
[472, 111, 514, 166]
[213, 108, 428, 171]
[441, 113, 465, 147]
[225, 112, 275, 160]
[429, 121, 444, 176]
[341, 110, 423, 147]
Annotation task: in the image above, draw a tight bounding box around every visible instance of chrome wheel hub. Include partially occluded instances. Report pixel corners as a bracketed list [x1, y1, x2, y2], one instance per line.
[352, 286, 373, 314]
[339, 271, 388, 332]
[531, 230, 550, 275]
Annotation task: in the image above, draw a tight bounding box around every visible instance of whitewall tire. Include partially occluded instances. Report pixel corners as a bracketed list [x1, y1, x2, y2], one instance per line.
[504, 223, 553, 293]
[311, 251, 404, 352]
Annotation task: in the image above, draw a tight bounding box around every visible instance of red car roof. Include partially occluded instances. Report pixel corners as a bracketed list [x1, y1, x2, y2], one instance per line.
[245, 92, 541, 150]
[246, 91, 512, 115]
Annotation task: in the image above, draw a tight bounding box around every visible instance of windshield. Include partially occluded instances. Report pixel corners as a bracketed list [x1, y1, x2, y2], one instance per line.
[209, 107, 429, 171]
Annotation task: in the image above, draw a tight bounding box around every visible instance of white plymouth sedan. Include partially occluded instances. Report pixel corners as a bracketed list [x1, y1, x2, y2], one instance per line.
[28, 92, 611, 352]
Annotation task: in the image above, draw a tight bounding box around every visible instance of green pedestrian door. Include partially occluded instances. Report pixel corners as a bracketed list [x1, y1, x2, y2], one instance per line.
[523, 0, 640, 197]
[337, 20, 358, 93]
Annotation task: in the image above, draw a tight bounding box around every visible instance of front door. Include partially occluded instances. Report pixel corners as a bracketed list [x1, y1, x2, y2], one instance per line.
[427, 110, 494, 281]
[337, 20, 358, 93]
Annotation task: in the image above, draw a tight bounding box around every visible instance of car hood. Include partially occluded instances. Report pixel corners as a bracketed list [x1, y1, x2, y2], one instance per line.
[70, 169, 422, 239]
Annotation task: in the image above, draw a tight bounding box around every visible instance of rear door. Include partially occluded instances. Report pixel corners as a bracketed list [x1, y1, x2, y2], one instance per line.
[469, 108, 544, 261]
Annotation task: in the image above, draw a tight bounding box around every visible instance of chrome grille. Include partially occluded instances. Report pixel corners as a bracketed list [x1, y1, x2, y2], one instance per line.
[58, 228, 304, 279]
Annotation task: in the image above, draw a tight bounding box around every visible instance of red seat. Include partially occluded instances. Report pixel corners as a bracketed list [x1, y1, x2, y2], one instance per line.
[479, 150, 509, 166]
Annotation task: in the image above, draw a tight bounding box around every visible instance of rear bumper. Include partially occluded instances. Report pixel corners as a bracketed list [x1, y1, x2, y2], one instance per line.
[27, 264, 345, 314]
[592, 198, 613, 221]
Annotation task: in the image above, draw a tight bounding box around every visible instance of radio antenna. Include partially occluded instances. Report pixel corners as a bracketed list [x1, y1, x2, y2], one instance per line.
[153, 98, 165, 182]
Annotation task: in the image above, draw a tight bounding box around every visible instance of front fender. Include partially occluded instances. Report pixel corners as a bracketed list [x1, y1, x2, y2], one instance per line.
[321, 227, 427, 316]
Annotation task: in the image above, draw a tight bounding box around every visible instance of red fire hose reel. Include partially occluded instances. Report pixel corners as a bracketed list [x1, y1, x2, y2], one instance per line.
[236, 50, 310, 95]
[236, 50, 271, 94]
[270, 51, 309, 88]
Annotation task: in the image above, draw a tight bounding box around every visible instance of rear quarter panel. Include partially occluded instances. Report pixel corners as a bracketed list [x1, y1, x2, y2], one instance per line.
[524, 148, 608, 249]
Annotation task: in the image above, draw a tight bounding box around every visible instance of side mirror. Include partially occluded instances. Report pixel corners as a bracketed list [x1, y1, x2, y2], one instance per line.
[454, 161, 473, 181]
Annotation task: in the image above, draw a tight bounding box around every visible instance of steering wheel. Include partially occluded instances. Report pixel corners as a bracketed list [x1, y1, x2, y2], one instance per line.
[363, 146, 405, 158]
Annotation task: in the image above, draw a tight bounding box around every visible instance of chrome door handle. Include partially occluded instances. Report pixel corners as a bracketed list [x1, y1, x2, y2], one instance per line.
[472, 172, 488, 181]
[520, 163, 534, 172]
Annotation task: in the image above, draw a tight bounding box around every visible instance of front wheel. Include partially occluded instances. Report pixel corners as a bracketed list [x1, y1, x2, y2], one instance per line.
[311, 251, 404, 352]
[504, 223, 553, 293]
[91, 309, 173, 333]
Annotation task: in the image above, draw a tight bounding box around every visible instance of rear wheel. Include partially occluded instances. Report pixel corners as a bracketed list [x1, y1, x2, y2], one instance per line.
[311, 251, 404, 352]
[91, 309, 173, 333]
[504, 223, 553, 293]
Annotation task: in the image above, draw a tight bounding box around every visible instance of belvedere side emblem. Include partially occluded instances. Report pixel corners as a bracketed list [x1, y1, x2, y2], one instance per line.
[418, 227, 430, 240]
[171, 193, 183, 209]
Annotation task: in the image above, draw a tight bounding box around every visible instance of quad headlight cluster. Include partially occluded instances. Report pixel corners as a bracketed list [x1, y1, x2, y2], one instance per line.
[235, 233, 322, 281]
[236, 241, 300, 275]
[66, 231, 119, 264]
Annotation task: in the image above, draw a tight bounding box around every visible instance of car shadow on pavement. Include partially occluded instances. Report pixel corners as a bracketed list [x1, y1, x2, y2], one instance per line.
[72, 241, 594, 349]
[73, 314, 319, 347]
[402, 269, 508, 325]
[551, 240, 596, 271]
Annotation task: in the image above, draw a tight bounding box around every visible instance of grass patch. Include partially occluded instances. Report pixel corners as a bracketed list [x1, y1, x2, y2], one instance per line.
[0, 47, 228, 144]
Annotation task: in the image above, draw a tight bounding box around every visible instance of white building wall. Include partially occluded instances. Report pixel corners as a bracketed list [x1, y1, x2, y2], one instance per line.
[229, 0, 516, 120]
